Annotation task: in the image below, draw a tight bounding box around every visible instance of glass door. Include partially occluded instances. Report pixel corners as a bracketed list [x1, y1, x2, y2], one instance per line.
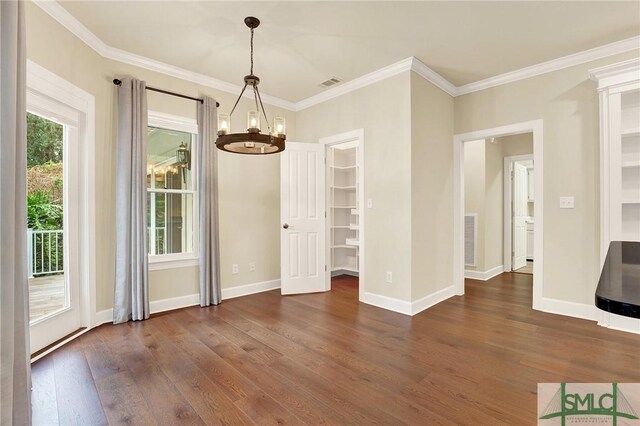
[27, 111, 81, 354]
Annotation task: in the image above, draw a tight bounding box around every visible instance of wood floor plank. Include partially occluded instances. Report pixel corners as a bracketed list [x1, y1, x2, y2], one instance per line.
[94, 371, 157, 426]
[31, 274, 640, 425]
[174, 374, 255, 426]
[31, 357, 59, 426]
[51, 347, 108, 425]
[83, 342, 127, 380]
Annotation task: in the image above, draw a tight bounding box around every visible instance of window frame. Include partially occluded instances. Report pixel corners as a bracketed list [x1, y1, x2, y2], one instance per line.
[147, 111, 199, 271]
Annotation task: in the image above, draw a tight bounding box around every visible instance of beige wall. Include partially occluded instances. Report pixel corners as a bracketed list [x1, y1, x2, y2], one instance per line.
[410, 73, 455, 300]
[465, 134, 534, 272]
[463, 140, 486, 270]
[26, 3, 295, 311]
[296, 73, 413, 301]
[483, 138, 503, 271]
[488, 134, 534, 270]
[455, 50, 640, 304]
[26, 0, 640, 313]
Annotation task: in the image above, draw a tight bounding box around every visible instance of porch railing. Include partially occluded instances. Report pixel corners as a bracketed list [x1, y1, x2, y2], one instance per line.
[27, 229, 64, 277]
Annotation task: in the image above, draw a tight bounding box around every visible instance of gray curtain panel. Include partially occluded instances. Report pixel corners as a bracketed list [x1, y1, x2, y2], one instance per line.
[198, 97, 222, 306]
[0, 0, 32, 424]
[113, 78, 150, 324]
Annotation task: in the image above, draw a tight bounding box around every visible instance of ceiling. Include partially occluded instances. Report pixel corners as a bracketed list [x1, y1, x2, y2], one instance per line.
[59, 1, 640, 102]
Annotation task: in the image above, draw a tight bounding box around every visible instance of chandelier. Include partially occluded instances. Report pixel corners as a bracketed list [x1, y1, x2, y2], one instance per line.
[215, 17, 286, 155]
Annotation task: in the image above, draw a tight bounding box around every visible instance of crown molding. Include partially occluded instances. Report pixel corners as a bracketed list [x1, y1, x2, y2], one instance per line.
[294, 57, 414, 110]
[293, 56, 459, 111]
[33, 1, 640, 110]
[32, 0, 297, 111]
[456, 36, 640, 96]
[409, 58, 457, 96]
[33, 0, 111, 56]
[589, 57, 640, 90]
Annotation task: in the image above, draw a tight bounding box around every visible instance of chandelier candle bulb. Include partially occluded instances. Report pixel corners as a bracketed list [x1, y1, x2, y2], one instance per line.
[247, 111, 260, 132]
[217, 113, 230, 135]
[273, 117, 286, 136]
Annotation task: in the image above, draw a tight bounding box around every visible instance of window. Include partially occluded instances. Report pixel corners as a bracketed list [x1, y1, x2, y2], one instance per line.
[147, 113, 198, 267]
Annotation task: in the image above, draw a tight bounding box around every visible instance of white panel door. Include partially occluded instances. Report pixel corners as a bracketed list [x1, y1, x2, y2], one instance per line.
[280, 142, 326, 295]
[512, 162, 528, 270]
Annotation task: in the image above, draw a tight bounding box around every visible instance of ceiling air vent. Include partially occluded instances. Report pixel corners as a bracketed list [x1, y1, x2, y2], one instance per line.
[319, 77, 342, 88]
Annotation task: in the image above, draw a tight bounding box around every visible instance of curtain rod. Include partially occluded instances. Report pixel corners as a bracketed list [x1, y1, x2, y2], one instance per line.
[112, 79, 219, 107]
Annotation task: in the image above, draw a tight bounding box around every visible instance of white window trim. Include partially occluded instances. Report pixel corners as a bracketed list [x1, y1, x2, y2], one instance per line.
[147, 111, 199, 269]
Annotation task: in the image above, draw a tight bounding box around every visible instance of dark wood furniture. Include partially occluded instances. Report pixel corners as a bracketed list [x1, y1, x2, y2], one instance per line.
[596, 241, 640, 319]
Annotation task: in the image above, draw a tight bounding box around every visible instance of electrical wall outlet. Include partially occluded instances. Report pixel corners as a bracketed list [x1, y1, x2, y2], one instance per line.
[249, 262, 256, 272]
[559, 196, 575, 209]
[386, 271, 392, 283]
[232, 264, 239, 274]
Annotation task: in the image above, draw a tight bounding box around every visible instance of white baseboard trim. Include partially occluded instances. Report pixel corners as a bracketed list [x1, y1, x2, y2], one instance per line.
[94, 308, 113, 325]
[361, 292, 412, 315]
[94, 292, 200, 326]
[464, 265, 504, 281]
[361, 285, 456, 316]
[597, 310, 640, 334]
[152, 293, 200, 313]
[537, 297, 598, 322]
[537, 297, 640, 335]
[410, 285, 457, 315]
[221, 279, 281, 300]
[94, 279, 281, 326]
[31, 327, 93, 363]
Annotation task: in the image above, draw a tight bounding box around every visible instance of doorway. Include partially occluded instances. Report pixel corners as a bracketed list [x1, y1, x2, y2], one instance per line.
[26, 110, 81, 353]
[454, 120, 543, 310]
[504, 155, 534, 275]
[26, 61, 96, 356]
[279, 130, 365, 299]
[321, 130, 365, 299]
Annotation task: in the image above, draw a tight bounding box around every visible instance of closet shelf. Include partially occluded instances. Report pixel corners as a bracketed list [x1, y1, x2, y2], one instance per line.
[621, 160, 640, 168]
[621, 199, 640, 204]
[345, 238, 359, 246]
[329, 143, 360, 275]
[621, 127, 640, 136]
[332, 266, 358, 273]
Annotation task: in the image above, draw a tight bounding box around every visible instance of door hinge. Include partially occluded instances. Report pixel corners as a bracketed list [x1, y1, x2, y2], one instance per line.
[325, 265, 327, 271]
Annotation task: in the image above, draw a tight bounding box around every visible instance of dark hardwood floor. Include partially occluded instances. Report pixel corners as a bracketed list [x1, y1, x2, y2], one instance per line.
[32, 273, 640, 425]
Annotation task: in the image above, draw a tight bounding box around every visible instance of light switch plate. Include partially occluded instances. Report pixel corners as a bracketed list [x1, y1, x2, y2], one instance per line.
[559, 196, 575, 209]
[367, 199, 373, 209]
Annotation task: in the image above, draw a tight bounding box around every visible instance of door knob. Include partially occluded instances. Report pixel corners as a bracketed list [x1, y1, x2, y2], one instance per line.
[283, 223, 289, 229]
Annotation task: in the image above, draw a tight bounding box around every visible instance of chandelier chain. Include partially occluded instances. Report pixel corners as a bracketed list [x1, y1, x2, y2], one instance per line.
[250, 28, 254, 76]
